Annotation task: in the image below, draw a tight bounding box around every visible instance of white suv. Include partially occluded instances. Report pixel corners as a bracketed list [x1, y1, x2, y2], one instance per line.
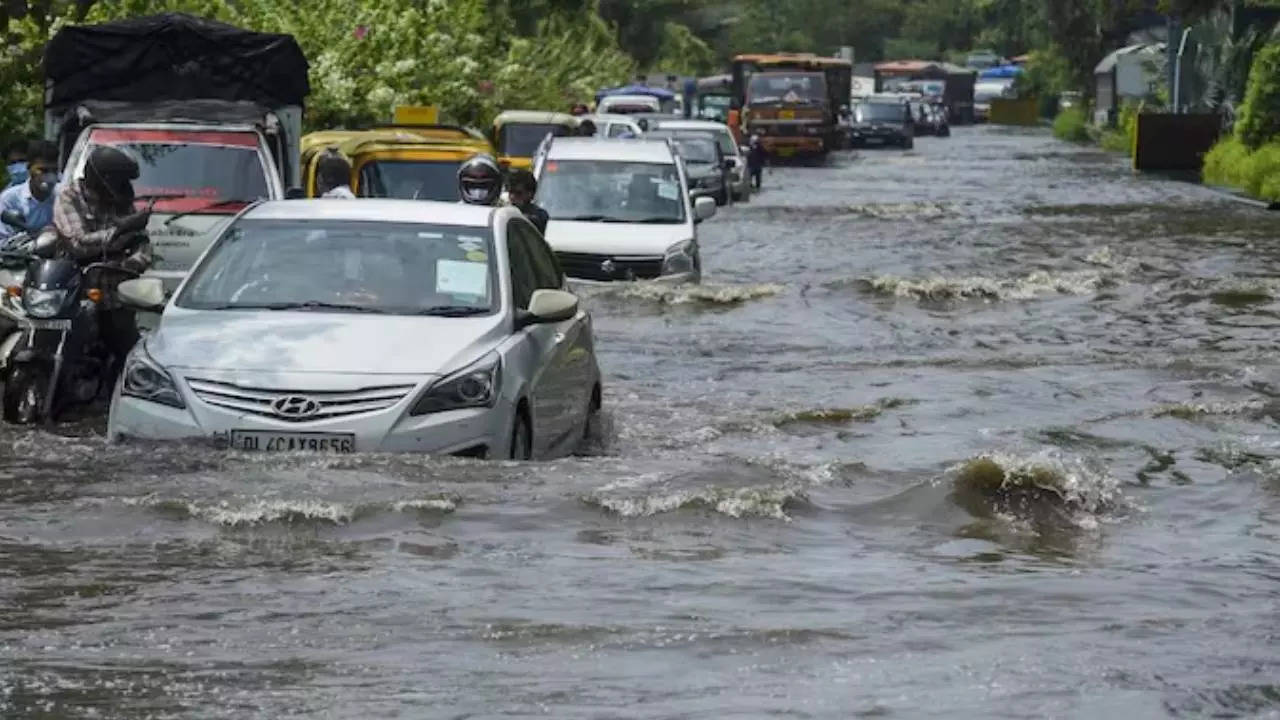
[533, 137, 716, 283]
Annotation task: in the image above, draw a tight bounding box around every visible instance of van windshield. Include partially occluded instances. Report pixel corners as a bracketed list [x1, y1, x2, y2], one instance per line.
[357, 160, 462, 201]
[500, 123, 572, 158]
[538, 160, 685, 224]
[86, 128, 270, 214]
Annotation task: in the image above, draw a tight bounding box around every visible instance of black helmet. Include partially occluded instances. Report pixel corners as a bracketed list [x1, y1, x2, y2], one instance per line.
[85, 145, 140, 205]
[458, 154, 502, 206]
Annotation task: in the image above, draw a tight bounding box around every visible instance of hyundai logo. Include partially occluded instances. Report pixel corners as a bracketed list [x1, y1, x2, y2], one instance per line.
[271, 395, 322, 419]
[600, 259, 617, 274]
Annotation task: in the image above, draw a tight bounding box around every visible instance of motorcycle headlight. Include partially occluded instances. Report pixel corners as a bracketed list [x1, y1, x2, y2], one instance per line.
[121, 342, 185, 409]
[22, 288, 67, 319]
[411, 352, 501, 416]
[662, 239, 698, 276]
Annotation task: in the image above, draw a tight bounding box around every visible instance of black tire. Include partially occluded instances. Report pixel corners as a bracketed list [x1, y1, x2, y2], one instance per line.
[509, 410, 532, 461]
[3, 363, 48, 425]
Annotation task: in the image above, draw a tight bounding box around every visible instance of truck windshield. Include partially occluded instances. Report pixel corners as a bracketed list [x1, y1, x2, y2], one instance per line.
[500, 123, 572, 158]
[538, 160, 685, 224]
[747, 73, 826, 105]
[357, 160, 462, 202]
[85, 128, 270, 213]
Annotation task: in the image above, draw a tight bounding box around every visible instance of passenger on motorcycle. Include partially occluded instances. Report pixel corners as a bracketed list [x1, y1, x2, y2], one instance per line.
[0, 141, 60, 241]
[51, 145, 152, 379]
[4, 139, 29, 190]
[457, 154, 504, 206]
[505, 168, 549, 235]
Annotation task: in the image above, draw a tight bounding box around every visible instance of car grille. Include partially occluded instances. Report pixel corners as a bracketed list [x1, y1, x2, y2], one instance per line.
[186, 378, 416, 422]
[555, 252, 664, 282]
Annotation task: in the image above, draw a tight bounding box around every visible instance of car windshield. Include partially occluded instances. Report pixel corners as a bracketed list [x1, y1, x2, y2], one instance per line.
[747, 73, 826, 104]
[357, 160, 462, 201]
[87, 128, 269, 214]
[855, 103, 907, 123]
[673, 137, 718, 164]
[538, 160, 685, 224]
[500, 123, 572, 158]
[177, 219, 496, 315]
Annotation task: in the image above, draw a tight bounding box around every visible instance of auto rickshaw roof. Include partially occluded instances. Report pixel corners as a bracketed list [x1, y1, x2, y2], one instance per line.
[492, 110, 579, 129]
[302, 129, 486, 162]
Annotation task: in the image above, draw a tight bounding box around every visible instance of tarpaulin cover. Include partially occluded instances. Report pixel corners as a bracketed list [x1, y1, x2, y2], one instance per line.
[979, 65, 1024, 79]
[43, 12, 310, 110]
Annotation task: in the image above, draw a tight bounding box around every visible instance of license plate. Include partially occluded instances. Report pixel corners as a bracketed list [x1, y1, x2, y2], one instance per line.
[779, 110, 796, 120]
[865, 137, 884, 145]
[27, 318, 71, 330]
[776, 147, 795, 157]
[230, 430, 355, 453]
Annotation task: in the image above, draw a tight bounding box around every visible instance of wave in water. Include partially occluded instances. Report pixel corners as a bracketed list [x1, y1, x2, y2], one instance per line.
[125, 494, 458, 527]
[1150, 399, 1270, 420]
[859, 268, 1109, 302]
[948, 449, 1124, 526]
[580, 281, 784, 306]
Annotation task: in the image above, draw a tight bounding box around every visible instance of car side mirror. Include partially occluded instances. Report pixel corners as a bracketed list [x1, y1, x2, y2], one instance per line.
[516, 288, 578, 328]
[117, 277, 166, 312]
[694, 196, 717, 223]
[0, 210, 27, 231]
[724, 157, 739, 168]
[285, 186, 306, 200]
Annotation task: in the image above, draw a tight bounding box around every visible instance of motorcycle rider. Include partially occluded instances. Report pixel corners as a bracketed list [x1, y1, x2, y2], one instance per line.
[4, 140, 29, 190]
[457, 154, 504, 206]
[51, 145, 152, 381]
[505, 169, 549, 234]
[0, 141, 60, 241]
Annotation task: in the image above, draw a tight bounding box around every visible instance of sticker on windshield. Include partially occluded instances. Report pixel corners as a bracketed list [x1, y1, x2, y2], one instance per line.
[655, 179, 679, 201]
[456, 236, 484, 253]
[437, 259, 488, 297]
[466, 250, 487, 262]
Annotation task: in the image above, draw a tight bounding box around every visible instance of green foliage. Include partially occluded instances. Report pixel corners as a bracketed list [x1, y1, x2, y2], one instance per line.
[0, 0, 634, 136]
[1052, 107, 1091, 143]
[1203, 135, 1280, 201]
[652, 20, 716, 76]
[1099, 101, 1140, 155]
[1237, 42, 1280, 149]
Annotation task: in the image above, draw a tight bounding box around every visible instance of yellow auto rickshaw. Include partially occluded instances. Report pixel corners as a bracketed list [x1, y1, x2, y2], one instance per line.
[300, 128, 494, 201]
[491, 110, 580, 170]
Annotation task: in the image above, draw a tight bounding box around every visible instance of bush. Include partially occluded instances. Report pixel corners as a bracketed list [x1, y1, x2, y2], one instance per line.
[1099, 102, 1141, 155]
[1237, 42, 1280, 150]
[1203, 135, 1280, 202]
[1052, 108, 1091, 143]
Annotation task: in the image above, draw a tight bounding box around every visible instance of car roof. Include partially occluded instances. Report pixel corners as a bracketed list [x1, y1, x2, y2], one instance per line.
[243, 199, 497, 227]
[651, 119, 730, 132]
[584, 113, 641, 124]
[545, 137, 675, 163]
[599, 94, 660, 104]
[493, 110, 578, 126]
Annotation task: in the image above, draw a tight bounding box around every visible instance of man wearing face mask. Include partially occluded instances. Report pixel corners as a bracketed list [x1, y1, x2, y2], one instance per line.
[0, 141, 60, 241]
[53, 145, 153, 379]
[5, 140, 29, 190]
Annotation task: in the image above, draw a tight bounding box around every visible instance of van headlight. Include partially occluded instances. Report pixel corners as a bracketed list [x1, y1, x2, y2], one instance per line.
[23, 288, 67, 318]
[411, 352, 501, 416]
[121, 342, 185, 409]
[662, 240, 698, 276]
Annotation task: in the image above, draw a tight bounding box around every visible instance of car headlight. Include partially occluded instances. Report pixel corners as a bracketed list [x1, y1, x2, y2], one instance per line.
[121, 341, 185, 409]
[23, 288, 67, 319]
[662, 240, 698, 276]
[411, 352, 501, 416]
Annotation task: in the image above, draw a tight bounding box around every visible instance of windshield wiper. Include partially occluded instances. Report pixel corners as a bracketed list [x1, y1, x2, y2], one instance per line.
[163, 198, 255, 227]
[624, 217, 681, 224]
[413, 305, 490, 317]
[204, 301, 386, 313]
[557, 214, 609, 221]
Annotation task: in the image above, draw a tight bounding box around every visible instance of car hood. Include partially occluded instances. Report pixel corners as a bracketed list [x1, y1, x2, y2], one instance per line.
[149, 309, 507, 375]
[686, 161, 719, 175]
[544, 220, 692, 256]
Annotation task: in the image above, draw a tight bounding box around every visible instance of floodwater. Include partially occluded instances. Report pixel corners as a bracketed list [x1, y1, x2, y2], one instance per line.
[3, 127, 1279, 718]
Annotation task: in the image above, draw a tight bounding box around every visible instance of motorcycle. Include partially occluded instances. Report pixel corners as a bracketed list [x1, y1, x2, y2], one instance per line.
[0, 209, 139, 424]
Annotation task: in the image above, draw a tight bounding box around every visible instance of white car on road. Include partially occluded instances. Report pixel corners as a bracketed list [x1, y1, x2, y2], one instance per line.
[108, 199, 601, 460]
[533, 137, 716, 283]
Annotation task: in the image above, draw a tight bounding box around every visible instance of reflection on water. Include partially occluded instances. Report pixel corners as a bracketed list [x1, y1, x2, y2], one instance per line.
[3, 126, 1279, 718]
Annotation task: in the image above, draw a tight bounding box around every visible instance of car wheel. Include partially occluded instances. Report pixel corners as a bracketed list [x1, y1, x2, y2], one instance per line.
[509, 410, 532, 461]
[3, 363, 48, 425]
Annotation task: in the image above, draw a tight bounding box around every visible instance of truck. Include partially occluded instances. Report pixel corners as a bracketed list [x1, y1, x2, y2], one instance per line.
[42, 12, 310, 292]
[729, 53, 853, 160]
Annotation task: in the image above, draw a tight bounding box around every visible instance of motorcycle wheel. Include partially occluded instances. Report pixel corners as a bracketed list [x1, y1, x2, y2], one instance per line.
[3, 364, 48, 425]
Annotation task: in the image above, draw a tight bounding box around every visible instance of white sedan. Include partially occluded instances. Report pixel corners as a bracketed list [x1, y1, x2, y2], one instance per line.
[108, 199, 602, 460]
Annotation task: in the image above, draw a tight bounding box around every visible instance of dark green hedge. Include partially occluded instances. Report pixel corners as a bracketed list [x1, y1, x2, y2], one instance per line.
[1237, 42, 1280, 150]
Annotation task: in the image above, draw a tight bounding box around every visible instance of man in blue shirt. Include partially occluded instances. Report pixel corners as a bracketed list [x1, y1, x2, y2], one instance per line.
[4, 139, 28, 189]
[0, 141, 59, 241]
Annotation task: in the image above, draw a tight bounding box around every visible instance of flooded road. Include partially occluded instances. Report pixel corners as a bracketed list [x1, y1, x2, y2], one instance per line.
[3, 126, 1279, 718]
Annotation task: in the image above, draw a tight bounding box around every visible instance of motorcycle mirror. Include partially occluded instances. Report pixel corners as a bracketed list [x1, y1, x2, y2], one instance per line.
[31, 233, 58, 259]
[0, 210, 27, 231]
